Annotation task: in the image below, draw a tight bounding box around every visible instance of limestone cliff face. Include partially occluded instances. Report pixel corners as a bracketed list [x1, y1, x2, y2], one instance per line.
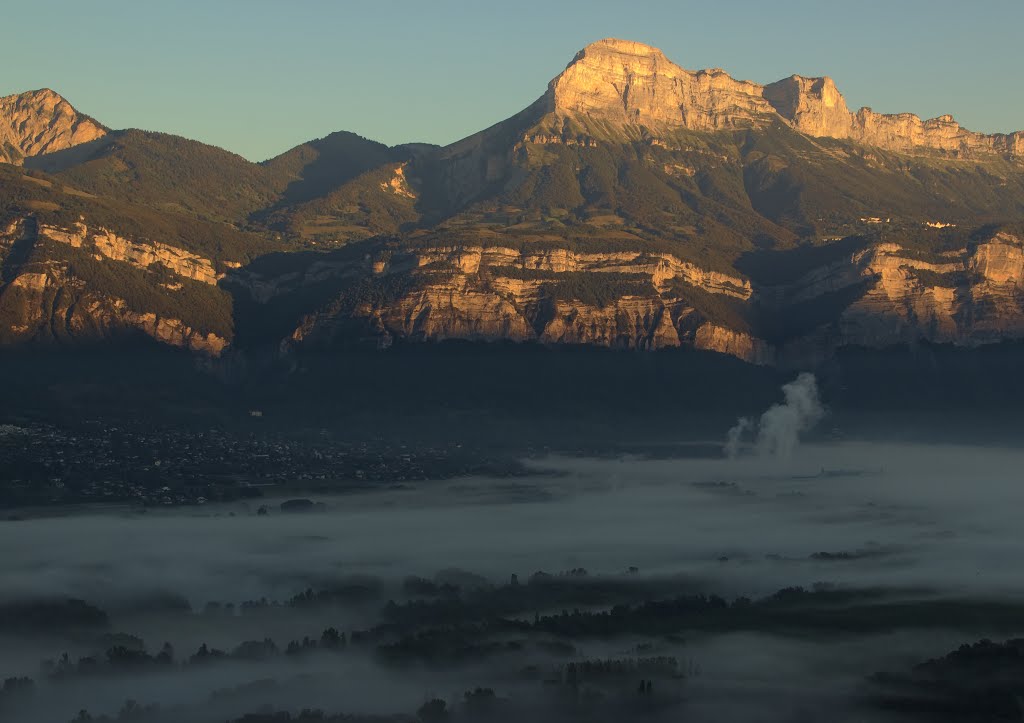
[545, 38, 776, 132]
[0, 89, 107, 164]
[401, 246, 751, 298]
[765, 75, 1024, 159]
[762, 76, 853, 139]
[39, 220, 223, 284]
[293, 279, 766, 360]
[690, 323, 774, 365]
[277, 243, 767, 363]
[0, 262, 227, 354]
[0, 217, 229, 354]
[761, 233, 1024, 361]
[273, 230, 1024, 367]
[542, 39, 1023, 159]
[539, 297, 677, 349]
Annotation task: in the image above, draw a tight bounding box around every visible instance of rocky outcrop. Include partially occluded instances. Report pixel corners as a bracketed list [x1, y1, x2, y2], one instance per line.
[762, 76, 853, 139]
[379, 163, 416, 199]
[278, 243, 766, 362]
[765, 75, 1024, 159]
[540, 39, 1023, 159]
[276, 230, 1024, 366]
[368, 278, 536, 343]
[242, 245, 751, 305]
[0, 262, 226, 354]
[969, 234, 1024, 285]
[0, 216, 231, 354]
[397, 246, 751, 298]
[690, 322, 773, 365]
[545, 38, 777, 132]
[0, 89, 107, 164]
[0, 219, 24, 261]
[538, 296, 677, 349]
[760, 232, 1024, 358]
[39, 220, 222, 284]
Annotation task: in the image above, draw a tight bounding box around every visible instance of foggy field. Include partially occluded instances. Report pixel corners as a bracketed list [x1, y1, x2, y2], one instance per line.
[4, 440, 1024, 722]
[5, 442, 1024, 606]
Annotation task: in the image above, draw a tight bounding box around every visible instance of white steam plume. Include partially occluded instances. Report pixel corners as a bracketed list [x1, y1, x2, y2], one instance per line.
[725, 372, 824, 459]
[724, 417, 753, 459]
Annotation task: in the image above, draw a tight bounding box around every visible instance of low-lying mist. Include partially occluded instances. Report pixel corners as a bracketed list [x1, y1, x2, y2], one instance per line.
[5, 438, 1024, 722]
[3, 441, 1024, 606]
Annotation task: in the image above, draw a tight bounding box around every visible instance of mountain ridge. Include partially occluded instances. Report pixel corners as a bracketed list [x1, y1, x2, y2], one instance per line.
[5, 40, 1023, 167]
[2, 39, 1024, 366]
[542, 38, 1024, 159]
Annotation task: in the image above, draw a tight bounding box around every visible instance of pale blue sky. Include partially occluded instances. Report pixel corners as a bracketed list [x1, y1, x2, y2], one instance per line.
[3, 0, 1022, 161]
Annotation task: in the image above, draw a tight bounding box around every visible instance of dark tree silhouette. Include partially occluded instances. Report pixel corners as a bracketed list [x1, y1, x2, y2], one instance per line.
[417, 698, 448, 722]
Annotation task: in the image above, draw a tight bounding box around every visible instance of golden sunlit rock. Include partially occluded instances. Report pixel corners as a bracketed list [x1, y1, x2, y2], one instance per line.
[0, 89, 107, 164]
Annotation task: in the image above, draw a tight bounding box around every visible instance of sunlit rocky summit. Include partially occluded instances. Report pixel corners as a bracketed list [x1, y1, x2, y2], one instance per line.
[547, 39, 1024, 157]
[2, 39, 1024, 367]
[0, 88, 107, 164]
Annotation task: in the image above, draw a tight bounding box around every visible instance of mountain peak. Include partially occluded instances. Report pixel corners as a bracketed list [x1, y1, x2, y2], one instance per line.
[0, 88, 107, 165]
[546, 38, 774, 132]
[542, 41, 1024, 158]
[25, 87, 65, 101]
[573, 38, 668, 61]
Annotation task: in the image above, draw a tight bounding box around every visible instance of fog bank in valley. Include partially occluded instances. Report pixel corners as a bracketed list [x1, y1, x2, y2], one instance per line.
[4, 438, 1024, 722]
[3, 442, 1023, 606]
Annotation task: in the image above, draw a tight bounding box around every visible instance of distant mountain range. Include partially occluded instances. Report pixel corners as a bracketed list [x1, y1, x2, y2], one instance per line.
[2, 38, 1024, 367]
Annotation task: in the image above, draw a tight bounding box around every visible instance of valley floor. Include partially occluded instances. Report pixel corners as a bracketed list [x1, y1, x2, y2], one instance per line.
[3, 442, 1024, 721]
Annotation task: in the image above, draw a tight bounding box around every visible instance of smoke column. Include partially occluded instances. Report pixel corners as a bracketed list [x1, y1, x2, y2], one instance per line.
[724, 417, 752, 459]
[725, 373, 824, 459]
